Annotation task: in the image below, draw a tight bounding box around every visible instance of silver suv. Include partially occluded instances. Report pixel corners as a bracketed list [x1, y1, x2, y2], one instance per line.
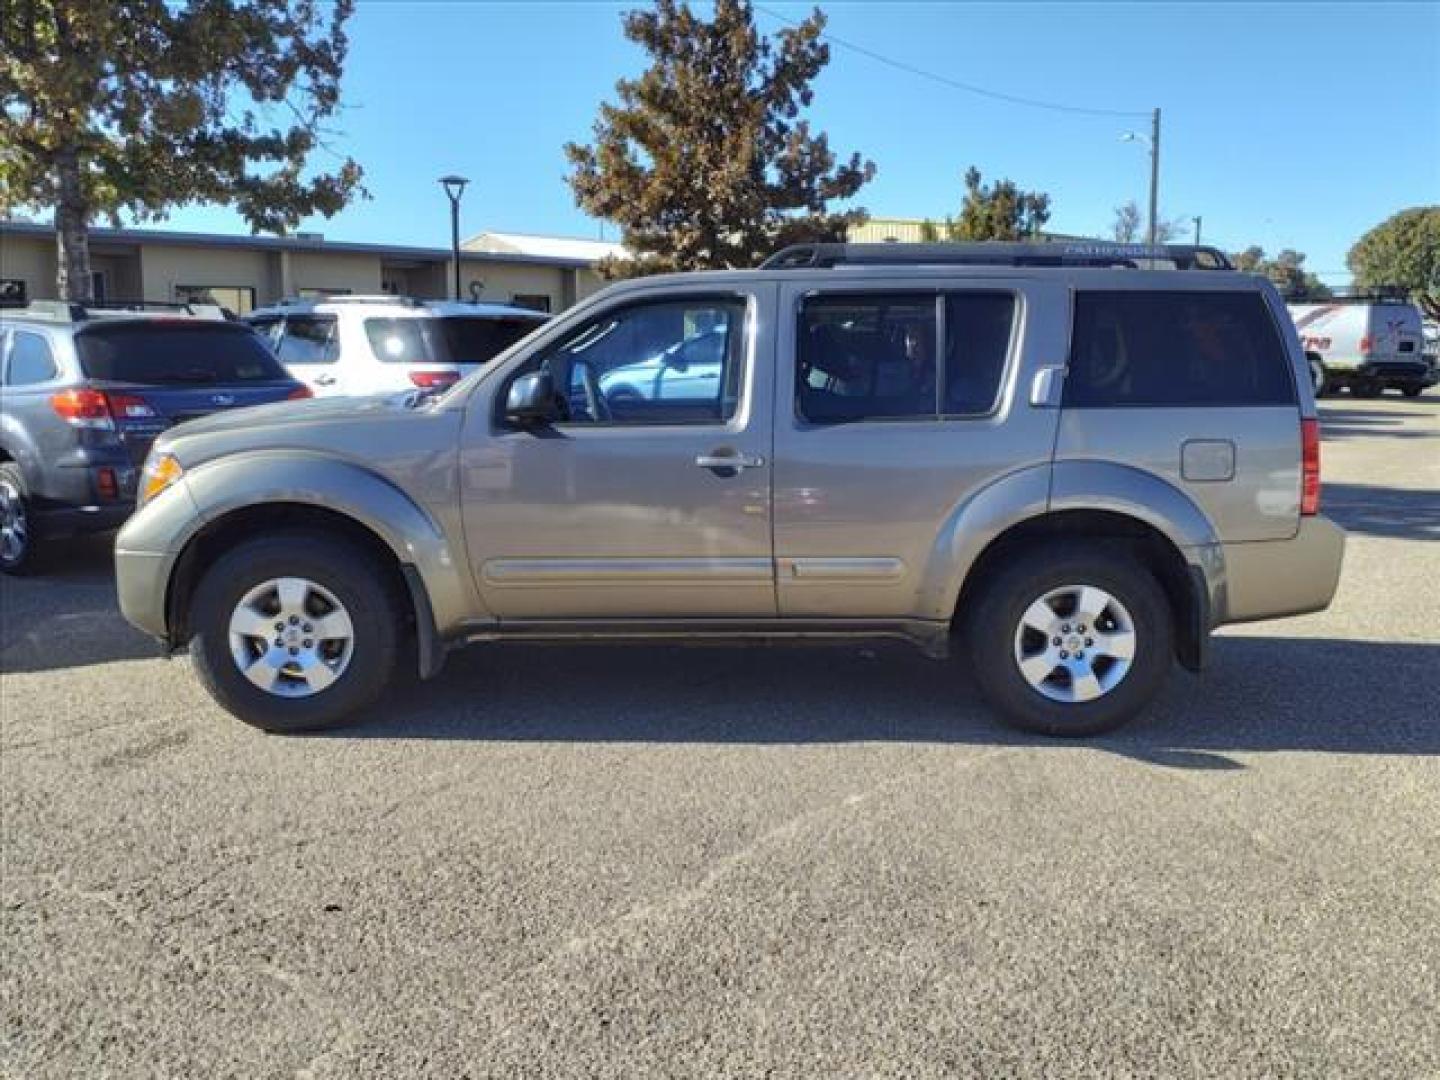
[115, 243, 1345, 737]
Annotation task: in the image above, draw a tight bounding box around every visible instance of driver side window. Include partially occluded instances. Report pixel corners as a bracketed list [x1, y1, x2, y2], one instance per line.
[534, 297, 747, 425]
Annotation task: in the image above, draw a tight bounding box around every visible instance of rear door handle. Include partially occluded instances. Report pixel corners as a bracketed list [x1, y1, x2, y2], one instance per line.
[695, 452, 765, 472]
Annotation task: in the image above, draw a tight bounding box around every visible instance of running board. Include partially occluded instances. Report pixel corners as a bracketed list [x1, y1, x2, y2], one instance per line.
[453, 617, 952, 660]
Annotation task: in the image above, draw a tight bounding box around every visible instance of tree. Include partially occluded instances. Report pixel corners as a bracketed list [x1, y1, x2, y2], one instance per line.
[1112, 201, 1142, 243]
[946, 167, 1050, 241]
[918, 219, 940, 242]
[1347, 207, 1440, 315]
[1, 1, 363, 301]
[565, 0, 875, 277]
[1229, 245, 1331, 298]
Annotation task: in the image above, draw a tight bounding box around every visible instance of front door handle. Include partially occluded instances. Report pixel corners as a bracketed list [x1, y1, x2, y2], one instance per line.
[313, 373, 337, 387]
[695, 451, 765, 473]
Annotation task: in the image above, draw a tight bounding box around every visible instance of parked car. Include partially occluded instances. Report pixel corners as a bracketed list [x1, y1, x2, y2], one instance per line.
[247, 295, 549, 398]
[1287, 292, 1431, 397]
[115, 242, 1345, 738]
[0, 301, 310, 575]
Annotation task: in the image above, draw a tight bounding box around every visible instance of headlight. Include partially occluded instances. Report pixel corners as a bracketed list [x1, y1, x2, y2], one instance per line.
[139, 453, 185, 505]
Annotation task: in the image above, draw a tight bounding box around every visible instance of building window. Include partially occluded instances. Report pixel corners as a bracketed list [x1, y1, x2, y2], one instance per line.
[176, 285, 256, 315]
[0, 279, 26, 308]
[91, 271, 108, 302]
[510, 293, 552, 313]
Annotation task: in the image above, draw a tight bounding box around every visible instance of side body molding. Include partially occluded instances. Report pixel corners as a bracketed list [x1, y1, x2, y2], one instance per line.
[170, 451, 476, 638]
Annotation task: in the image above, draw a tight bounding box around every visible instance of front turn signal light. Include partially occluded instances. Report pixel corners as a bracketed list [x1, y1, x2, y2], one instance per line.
[140, 453, 185, 505]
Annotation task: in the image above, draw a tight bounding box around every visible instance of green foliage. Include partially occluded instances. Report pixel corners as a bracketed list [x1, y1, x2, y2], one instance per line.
[946, 167, 1050, 241]
[1229, 245, 1331, 298]
[1, 0, 364, 298]
[566, 0, 875, 278]
[1347, 207, 1440, 313]
[918, 219, 940, 243]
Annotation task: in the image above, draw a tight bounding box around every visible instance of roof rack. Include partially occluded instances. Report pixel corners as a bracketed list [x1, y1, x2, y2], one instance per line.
[4, 299, 232, 322]
[760, 241, 1234, 272]
[274, 294, 424, 307]
[1282, 285, 1414, 305]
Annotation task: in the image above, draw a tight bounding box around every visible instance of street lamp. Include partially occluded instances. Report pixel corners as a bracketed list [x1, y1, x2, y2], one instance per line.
[439, 175, 469, 301]
[1120, 108, 1162, 247]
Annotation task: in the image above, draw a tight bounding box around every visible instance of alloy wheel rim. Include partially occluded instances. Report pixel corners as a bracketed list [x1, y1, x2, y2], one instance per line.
[1012, 584, 1137, 704]
[228, 577, 355, 698]
[0, 480, 28, 564]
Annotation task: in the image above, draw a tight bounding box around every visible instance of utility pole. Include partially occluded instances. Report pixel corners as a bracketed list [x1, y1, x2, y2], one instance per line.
[1192, 215, 1202, 245]
[1147, 107, 1161, 247]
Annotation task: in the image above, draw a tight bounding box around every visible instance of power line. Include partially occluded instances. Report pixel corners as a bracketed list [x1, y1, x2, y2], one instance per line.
[754, 3, 1149, 120]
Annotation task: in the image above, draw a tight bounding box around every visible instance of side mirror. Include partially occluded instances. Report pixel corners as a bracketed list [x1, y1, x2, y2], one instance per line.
[505, 371, 560, 426]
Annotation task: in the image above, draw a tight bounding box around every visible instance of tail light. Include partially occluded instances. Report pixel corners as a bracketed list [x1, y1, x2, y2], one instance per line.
[95, 467, 119, 500]
[50, 389, 156, 428]
[409, 371, 460, 390]
[1358, 335, 1373, 354]
[107, 393, 157, 419]
[287, 385, 313, 400]
[1300, 418, 1321, 516]
[50, 389, 115, 429]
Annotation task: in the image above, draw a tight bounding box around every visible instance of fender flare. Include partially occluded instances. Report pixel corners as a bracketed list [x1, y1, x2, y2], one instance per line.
[166, 449, 477, 641]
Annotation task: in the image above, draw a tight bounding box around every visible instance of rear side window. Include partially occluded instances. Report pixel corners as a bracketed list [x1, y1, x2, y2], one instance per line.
[6, 331, 58, 385]
[364, 316, 540, 365]
[76, 323, 289, 384]
[277, 315, 339, 365]
[1065, 291, 1294, 407]
[798, 292, 1015, 423]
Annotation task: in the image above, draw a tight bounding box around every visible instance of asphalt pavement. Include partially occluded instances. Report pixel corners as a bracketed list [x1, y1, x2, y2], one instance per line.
[2, 396, 1438, 1078]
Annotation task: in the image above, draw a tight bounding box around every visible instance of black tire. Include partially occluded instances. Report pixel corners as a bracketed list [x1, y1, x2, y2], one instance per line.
[1351, 379, 1384, 399]
[189, 532, 401, 733]
[1307, 354, 1331, 398]
[1400, 384, 1425, 398]
[962, 542, 1175, 737]
[0, 463, 41, 576]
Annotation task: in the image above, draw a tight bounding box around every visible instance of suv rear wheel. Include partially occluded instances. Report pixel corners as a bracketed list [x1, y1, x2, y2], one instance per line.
[964, 543, 1174, 737]
[0, 464, 39, 576]
[189, 533, 400, 732]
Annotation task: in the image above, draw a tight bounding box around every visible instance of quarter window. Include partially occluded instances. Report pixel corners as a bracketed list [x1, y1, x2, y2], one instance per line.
[527, 298, 747, 425]
[797, 292, 1015, 423]
[6, 331, 58, 386]
[1065, 291, 1295, 407]
[277, 316, 340, 365]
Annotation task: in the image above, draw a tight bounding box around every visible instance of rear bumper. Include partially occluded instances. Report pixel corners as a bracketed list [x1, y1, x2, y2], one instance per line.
[1216, 515, 1346, 624]
[35, 503, 133, 536]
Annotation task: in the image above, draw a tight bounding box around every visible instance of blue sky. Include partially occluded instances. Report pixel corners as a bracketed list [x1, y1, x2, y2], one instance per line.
[162, 0, 1440, 282]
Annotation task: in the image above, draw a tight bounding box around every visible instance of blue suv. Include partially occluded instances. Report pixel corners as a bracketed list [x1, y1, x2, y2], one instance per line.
[0, 301, 309, 574]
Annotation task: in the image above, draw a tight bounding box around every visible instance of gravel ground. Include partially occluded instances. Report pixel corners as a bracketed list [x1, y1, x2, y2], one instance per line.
[2, 396, 1438, 1078]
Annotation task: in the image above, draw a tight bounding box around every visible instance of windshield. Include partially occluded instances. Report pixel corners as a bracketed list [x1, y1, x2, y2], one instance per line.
[76, 322, 290, 384]
[364, 315, 542, 365]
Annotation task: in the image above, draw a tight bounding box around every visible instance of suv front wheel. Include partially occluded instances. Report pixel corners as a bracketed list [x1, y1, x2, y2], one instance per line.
[964, 543, 1174, 736]
[189, 533, 400, 732]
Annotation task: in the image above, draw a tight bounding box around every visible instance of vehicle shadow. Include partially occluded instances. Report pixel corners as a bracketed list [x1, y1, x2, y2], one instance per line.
[343, 634, 1440, 765]
[1323, 482, 1440, 541]
[1319, 403, 1437, 441]
[0, 532, 160, 673]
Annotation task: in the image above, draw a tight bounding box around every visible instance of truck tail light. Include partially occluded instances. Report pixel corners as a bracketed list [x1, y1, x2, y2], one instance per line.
[50, 389, 115, 429]
[409, 371, 459, 390]
[1358, 335, 1373, 354]
[96, 467, 119, 500]
[1300, 418, 1321, 516]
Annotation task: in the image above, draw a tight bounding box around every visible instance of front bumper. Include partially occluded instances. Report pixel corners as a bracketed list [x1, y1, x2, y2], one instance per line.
[1217, 515, 1346, 624]
[113, 479, 203, 643]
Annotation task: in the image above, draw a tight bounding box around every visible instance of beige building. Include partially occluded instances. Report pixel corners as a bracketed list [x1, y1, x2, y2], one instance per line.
[0, 221, 608, 314]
